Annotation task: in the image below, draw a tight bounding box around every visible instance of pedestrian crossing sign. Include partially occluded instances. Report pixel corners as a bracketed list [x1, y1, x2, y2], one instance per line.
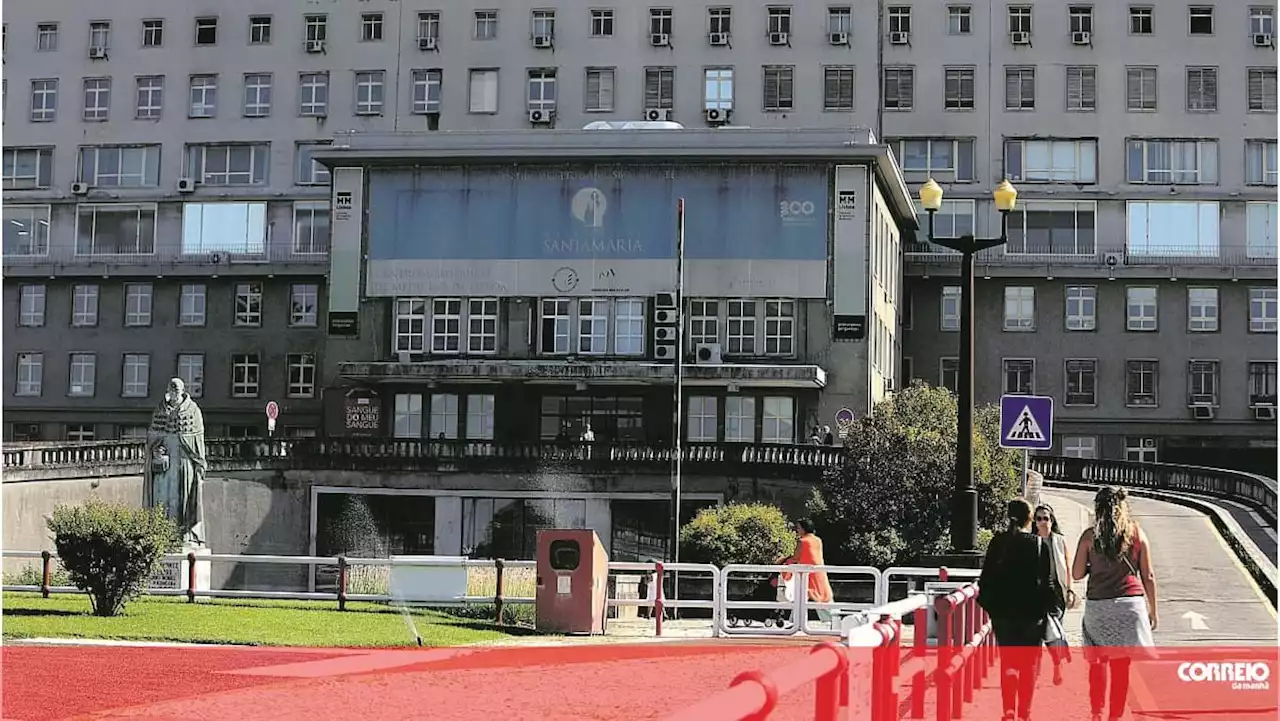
[1006, 407, 1046, 442]
[998, 395, 1054, 450]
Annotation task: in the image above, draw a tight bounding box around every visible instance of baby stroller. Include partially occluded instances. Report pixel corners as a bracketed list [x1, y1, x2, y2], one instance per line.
[726, 572, 795, 628]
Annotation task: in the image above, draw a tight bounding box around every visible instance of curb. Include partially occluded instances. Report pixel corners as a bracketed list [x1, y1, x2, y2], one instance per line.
[1045, 480, 1278, 608]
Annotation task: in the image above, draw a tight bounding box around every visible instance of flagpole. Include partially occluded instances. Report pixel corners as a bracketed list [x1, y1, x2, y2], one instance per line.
[670, 198, 686, 602]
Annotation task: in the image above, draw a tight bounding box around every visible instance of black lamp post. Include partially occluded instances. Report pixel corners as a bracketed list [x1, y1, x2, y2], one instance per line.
[918, 178, 1018, 557]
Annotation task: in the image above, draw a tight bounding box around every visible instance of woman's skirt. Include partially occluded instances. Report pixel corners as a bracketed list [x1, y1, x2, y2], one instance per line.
[1081, 596, 1156, 662]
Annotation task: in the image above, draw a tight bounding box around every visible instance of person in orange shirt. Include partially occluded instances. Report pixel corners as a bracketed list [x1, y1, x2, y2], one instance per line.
[777, 518, 834, 620]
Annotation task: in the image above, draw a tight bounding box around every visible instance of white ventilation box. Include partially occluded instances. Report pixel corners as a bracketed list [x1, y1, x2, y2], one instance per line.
[694, 343, 722, 365]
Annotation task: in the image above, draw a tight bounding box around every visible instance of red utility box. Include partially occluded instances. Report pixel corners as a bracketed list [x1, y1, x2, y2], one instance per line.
[535, 529, 609, 635]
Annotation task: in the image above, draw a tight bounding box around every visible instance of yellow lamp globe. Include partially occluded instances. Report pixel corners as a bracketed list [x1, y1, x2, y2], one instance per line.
[918, 178, 944, 212]
[993, 180, 1018, 212]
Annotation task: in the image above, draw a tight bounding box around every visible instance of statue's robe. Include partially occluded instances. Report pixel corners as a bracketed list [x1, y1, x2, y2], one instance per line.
[145, 394, 207, 545]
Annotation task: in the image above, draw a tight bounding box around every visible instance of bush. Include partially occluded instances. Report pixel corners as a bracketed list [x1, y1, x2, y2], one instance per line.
[47, 501, 180, 617]
[678, 503, 797, 568]
[2, 563, 72, 588]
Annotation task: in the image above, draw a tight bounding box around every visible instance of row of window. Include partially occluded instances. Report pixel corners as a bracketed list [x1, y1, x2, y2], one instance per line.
[14, 282, 322, 330]
[919, 285, 1279, 334]
[907, 357, 1278, 409]
[12, 351, 317, 400]
[4, 200, 329, 258]
[14, 63, 1276, 125]
[888, 4, 1272, 39]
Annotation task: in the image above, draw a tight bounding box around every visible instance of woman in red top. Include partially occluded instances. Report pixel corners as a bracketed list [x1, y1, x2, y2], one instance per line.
[778, 519, 834, 620]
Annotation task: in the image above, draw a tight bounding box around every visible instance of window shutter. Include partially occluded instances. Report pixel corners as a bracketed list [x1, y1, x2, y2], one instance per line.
[1005, 69, 1020, 107]
[900, 69, 914, 106]
[778, 68, 793, 108]
[1079, 68, 1096, 107]
[764, 70, 779, 109]
[1126, 69, 1143, 108]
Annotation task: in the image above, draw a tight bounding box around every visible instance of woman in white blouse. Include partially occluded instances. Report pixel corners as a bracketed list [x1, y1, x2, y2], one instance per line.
[1035, 503, 1076, 685]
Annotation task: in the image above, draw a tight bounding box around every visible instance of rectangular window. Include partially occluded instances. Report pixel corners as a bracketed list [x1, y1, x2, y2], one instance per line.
[175, 352, 205, 397]
[1126, 67, 1157, 110]
[823, 67, 855, 111]
[474, 11, 498, 40]
[394, 298, 427, 353]
[1126, 360, 1159, 407]
[687, 396, 718, 442]
[121, 354, 150, 398]
[1247, 202, 1277, 259]
[883, 66, 914, 110]
[1129, 7, 1153, 34]
[243, 73, 272, 117]
[1065, 286, 1096, 331]
[1003, 286, 1035, 331]
[1248, 68, 1278, 112]
[296, 142, 332, 185]
[1188, 6, 1213, 34]
[293, 201, 330, 254]
[1004, 66, 1035, 110]
[15, 353, 44, 396]
[469, 69, 499, 113]
[142, 19, 163, 47]
[18, 285, 45, 327]
[1251, 7, 1275, 35]
[888, 138, 975, 181]
[888, 6, 912, 34]
[135, 75, 164, 119]
[1185, 67, 1218, 112]
[940, 286, 961, 331]
[577, 298, 608, 354]
[1008, 6, 1033, 34]
[540, 298, 571, 354]
[417, 12, 440, 40]
[354, 71, 385, 115]
[948, 5, 972, 34]
[763, 300, 794, 356]
[940, 357, 959, 392]
[37, 23, 58, 51]
[532, 9, 556, 39]
[304, 15, 328, 43]
[82, 78, 111, 121]
[89, 21, 111, 50]
[1069, 6, 1093, 33]
[944, 67, 976, 110]
[704, 68, 733, 110]
[466, 394, 496, 440]
[585, 68, 614, 112]
[179, 284, 206, 326]
[431, 298, 463, 353]
[1066, 66, 1097, 111]
[1249, 288, 1278, 332]
[287, 353, 317, 398]
[1247, 140, 1278, 186]
[1249, 361, 1278, 405]
[1065, 360, 1096, 405]
[726, 300, 757, 355]
[299, 72, 329, 116]
[3, 147, 54, 189]
[689, 300, 720, 345]
[1004, 139, 1097, 183]
[468, 298, 499, 354]
[761, 397, 794, 444]
[411, 69, 442, 114]
[431, 394, 459, 439]
[5, 206, 51, 256]
[614, 298, 645, 356]
[249, 16, 272, 44]
[77, 145, 161, 187]
[762, 66, 794, 111]
[1187, 287, 1219, 332]
[188, 74, 217, 118]
[123, 283, 152, 326]
[1126, 286, 1158, 331]
[234, 282, 263, 327]
[527, 69, 557, 113]
[68, 353, 96, 397]
[1003, 359, 1035, 395]
[725, 396, 755, 442]
[231, 354, 261, 398]
[194, 17, 217, 45]
[709, 7, 733, 36]
[1063, 436, 1098, 459]
[30, 79, 58, 122]
[361, 12, 384, 41]
[394, 393, 423, 438]
[1126, 201, 1220, 257]
[75, 204, 157, 255]
[1005, 200, 1097, 255]
[649, 9, 673, 35]
[591, 9, 614, 37]
[768, 6, 792, 34]
[1188, 360, 1219, 405]
[644, 68, 675, 109]
[181, 202, 267, 255]
[186, 143, 269, 185]
[290, 284, 319, 327]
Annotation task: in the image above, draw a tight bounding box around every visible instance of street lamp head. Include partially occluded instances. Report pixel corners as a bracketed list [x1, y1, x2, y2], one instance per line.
[918, 178, 944, 212]
[993, 179, 1018, 212]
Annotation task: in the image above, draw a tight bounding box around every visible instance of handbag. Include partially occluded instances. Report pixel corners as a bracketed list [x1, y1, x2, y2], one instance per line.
[1043, 613, 1066, 644]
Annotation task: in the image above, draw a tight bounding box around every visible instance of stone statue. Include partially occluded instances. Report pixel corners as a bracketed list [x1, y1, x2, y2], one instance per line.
[145, 378, 208, 546]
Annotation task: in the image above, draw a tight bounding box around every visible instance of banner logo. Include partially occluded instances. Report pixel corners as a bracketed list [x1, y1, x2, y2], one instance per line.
[1178, 661, 1271, 691]
[572, 187, 608, 227]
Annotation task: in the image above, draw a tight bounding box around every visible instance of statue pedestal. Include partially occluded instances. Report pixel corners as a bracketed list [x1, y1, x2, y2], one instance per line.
[150, 544, 212, 599]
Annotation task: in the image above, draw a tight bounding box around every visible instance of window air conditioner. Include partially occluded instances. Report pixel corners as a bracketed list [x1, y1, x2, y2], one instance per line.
[88, 46, 108, 59]
[645, 108, 673, 121]
[654, 309, 677, 325]
[889, 31, 909, 44]
[654, 326, 677, 343]
[528, 109, 554, 124]
[533, 35, 553, 48]
[1254, 33, 1274, 47]
[829, 32, 849, 45]
[305, 40, 326, 53]
[70, 182, 90, 195]
[1103, 252, 1124, 267]
[655, 292, 677, 309]
[1071, 31, 1091, 45]
[1254, 405, 1277, 421]
[419, 36, 437, 51]
[1010, 31, 1031, 45]
[694, 343, 723, 365]
[768, 32, 789, 45]
[709, 32, 729, 46]
[1190, 404, 1215, 420]
[176, 177, 197, 193]
[650, 33, 670, 47]
[654, 344, 676, 361]
[705, 107, 727, 123]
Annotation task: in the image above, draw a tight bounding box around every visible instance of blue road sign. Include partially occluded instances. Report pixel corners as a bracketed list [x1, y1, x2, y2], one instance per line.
[999, 395, 1054, 451]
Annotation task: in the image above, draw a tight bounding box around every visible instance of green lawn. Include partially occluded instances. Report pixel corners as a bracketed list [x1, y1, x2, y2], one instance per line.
[1, 592, 528, 647]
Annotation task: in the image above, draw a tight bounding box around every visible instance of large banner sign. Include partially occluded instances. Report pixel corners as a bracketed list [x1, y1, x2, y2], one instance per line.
[365, 164, 830, 298]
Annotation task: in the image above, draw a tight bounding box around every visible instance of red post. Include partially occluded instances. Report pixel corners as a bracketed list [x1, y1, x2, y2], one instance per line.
[962, 596, 977, 703]
[337, 556, 349, 611]
[911, 607, 928, 719]
[653, 561, 665, 637]
[938, 566, 949, 582]
[935, 598, 954, 721]
[811, 642, 849, 721]
[40, 550, 52, 598]
[949, 600, 962, 720]
[730, 669, 779, 721]
[186, 551, 197, 603]
[494, 559, 506, 626]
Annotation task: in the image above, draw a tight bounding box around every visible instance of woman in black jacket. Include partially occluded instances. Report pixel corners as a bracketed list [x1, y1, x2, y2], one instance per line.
[979, 497, 1056, 721]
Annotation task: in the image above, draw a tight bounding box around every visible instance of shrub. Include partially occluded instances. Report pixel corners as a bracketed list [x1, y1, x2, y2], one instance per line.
[3, 563, 72, 588]
[678, 503, 797, 568]
[47, 501, 180, 617]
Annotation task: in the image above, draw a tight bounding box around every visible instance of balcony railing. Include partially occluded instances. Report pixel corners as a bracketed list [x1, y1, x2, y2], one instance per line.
[904, 242, 1274, 268]
[2, 242, 329, 269]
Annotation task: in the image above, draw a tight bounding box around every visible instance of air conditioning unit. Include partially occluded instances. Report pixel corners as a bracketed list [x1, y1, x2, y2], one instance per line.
[705, 107, 727, 123]
[1103, 252, 1124, 267]
[70, 182, 90, 195]
[768, 32, 789, 45]
[88, 46, 108, 59]
[1071, 31, 1091, 45]
[829, 32, 849, 45]
[1142, 438, 1156, 449]
[650, 33, 670, 47]
[694, 343, 723, 365]
[533, 35, 553, 48]
[528, 109, 553, 124]
[654, 326, 678, 343]
[654, 344, 677, 361]
[1254, 33, 1274, 47]
[177, 177, 196, 193]
[1253, 405, 1277, 421]
[709, 32, 729, 46]
[654, 308, 677, 325]
[645, 108, 673, 122]
[305, 39, 326, 53]
[1010, 31, 1031, 45]
[889, 31, 910, 44]
[418, 36, 437, 51]
[655, 292, 677, 309]
[1190, 404, 1215, 420]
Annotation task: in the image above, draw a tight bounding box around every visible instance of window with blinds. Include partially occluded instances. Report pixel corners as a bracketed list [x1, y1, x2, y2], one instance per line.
[823, 67, 854, 110]
[1185, 67, 1218, 112]
[1126, 67, 1157, 111]
[882, 66, 914, 109]
[944, 67, 975, 109]
[1248, 68, 1278, 112]
[1004, 66, 1035, 110]
[643, 67, 674, 109]
[585, 68, 615, 112]
[1066, 66, 1096, 110]
[762, 66, 794, 111]
[1126, 139, 1218, 184]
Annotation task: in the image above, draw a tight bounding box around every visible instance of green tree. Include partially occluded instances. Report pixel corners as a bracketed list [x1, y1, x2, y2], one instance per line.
[807, 382, 1020, 566]
[679, 503, 797, 568]
[47, 501, 180, 617]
